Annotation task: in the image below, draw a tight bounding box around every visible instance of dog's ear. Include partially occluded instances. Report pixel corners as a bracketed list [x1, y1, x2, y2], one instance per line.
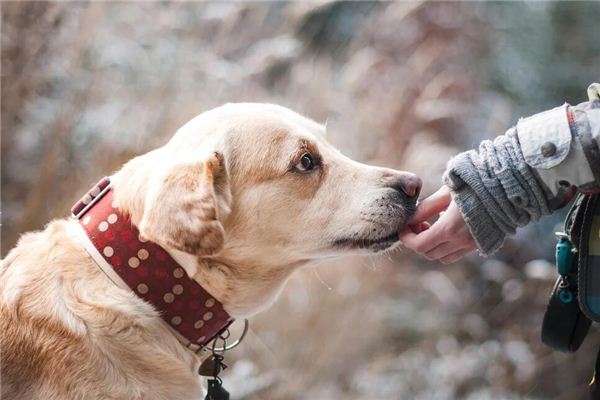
[139, 152, 231, 256]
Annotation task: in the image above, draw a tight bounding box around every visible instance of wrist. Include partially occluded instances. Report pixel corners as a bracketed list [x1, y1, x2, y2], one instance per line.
[449, 185, 506, 256]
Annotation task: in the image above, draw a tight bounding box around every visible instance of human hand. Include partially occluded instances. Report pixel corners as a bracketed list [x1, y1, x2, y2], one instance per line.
[399, 186, 477, 264]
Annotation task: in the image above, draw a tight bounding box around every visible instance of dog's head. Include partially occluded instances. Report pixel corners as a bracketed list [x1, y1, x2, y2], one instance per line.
[113, 103, 420, 313]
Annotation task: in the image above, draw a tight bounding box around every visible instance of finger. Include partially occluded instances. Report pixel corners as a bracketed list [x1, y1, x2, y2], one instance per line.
[423, 241, 457, 261]
[399, 223, 446, 253]
[398, 227, 416, 243]
[409, 221, 431, 234]
[410, 186, 452, 223]
[439, 248, 473, 264]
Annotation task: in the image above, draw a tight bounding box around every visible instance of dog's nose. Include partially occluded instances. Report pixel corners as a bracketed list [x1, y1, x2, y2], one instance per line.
[389, 173, 422, 198]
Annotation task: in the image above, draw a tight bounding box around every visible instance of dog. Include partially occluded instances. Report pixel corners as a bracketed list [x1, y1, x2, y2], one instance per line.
[1, 103, 421, 400]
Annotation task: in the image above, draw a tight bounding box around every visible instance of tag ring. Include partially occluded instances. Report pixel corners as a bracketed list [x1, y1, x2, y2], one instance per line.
[211, 319, 249, 352]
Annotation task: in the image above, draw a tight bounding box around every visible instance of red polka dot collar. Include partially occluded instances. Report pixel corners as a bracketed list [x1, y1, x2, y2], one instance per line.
[71, 177, 233, 352]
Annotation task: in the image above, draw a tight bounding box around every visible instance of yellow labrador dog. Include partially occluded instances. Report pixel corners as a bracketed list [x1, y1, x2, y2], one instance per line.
[1, 103, 421, 400]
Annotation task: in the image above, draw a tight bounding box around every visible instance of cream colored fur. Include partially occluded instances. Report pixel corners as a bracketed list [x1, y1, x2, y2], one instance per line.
[1, 103, 418, 399]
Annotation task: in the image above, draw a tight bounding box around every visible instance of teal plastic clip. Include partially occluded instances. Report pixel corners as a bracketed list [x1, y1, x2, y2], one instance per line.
[555, 232, 576, 276]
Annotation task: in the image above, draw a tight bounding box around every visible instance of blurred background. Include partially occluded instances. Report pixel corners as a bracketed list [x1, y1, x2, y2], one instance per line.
[2, 1, 599, 399]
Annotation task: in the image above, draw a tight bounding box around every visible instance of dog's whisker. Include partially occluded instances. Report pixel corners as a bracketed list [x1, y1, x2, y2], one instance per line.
[312, 267, 333, 291]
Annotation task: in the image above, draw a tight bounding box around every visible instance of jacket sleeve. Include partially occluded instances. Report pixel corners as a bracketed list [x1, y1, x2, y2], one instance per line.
[443, 84, 600, 256]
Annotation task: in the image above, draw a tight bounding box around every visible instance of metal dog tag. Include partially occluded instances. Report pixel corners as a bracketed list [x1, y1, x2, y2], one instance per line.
[198, 355, 222, 377]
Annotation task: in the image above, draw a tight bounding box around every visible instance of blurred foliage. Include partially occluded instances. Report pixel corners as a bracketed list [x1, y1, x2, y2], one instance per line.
[479, 1, 600, 113]
[2, 2, 599, 399]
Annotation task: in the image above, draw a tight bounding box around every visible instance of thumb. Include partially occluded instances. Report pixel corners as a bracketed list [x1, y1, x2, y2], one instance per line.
[410, 185, 452, 223]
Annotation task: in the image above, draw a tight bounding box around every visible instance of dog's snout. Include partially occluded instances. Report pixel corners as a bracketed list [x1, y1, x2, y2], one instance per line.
[386, 173, 422, 198]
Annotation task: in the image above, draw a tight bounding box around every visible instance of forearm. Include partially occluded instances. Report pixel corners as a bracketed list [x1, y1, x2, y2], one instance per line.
[443, 129, 553, 255]
[444, 97, 600, 256]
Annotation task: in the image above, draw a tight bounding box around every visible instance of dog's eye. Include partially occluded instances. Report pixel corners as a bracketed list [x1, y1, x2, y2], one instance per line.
[293, 153, 317, 173]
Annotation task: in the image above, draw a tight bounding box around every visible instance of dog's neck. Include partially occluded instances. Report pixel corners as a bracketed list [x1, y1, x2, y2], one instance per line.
[169, 248, 299, 318]
[111, 156, 302, 319]
[72, 181, 235, 350]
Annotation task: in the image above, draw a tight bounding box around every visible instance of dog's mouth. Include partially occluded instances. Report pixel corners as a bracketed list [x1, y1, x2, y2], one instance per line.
[332, 231, 401, 253]
[332, 201, 416, 253]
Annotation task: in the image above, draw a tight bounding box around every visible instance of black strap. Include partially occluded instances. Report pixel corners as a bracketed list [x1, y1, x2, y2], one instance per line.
[542, 194, 592, 352]
[578, 194, 600, 322]
[541, 275, 591, 352]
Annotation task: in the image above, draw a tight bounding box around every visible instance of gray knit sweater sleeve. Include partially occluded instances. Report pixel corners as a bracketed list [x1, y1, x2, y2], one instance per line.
[442, 98, 600, 256]
[442, 129, 553, 255]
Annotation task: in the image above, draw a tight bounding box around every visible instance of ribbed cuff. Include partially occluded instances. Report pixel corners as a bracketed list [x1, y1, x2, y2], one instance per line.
[450, 185, 506, 256]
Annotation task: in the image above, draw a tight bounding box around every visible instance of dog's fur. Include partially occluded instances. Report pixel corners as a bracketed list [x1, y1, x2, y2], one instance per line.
[1, 103, 419, 400]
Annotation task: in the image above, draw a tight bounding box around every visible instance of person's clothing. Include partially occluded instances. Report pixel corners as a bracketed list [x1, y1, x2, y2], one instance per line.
[443, 84, 600, 255]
